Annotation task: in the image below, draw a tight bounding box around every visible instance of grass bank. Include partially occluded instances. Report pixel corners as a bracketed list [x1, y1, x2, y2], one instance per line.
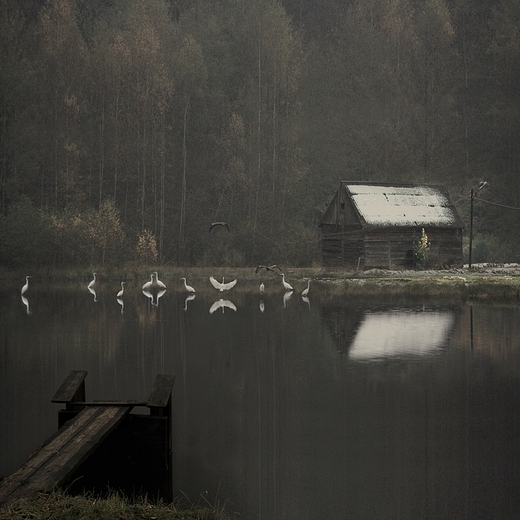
[0, 490, 229, 520]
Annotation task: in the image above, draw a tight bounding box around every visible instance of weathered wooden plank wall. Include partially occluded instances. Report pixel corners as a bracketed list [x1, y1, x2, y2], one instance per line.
[322, 227, 463, 269]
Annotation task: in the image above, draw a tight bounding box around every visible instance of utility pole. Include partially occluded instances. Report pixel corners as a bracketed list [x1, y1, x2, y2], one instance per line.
[469, 188, 475, 269]
[468, 182, 487, 269]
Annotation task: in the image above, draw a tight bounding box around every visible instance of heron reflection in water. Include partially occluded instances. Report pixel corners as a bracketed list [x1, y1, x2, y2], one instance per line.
[21, 276, 31, 314]
[142, 288, 165, 306]
[153, 289, 166, 306]
[86, 273, 98, 302]
[184, 293, 196, 311]
[259, 300, 265, 313]
[88, 286, 97, 302]
[142, 289, 154, 304]
[21, 294, 30, 314]
[209, 299, 237, 314]
[283, 290, 293, 309]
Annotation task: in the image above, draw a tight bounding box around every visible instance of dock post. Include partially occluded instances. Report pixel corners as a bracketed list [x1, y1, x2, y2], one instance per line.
[58, 373, 176, 501]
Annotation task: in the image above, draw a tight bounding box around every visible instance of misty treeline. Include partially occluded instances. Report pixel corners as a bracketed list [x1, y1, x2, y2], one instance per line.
[1, 0, 519, 268]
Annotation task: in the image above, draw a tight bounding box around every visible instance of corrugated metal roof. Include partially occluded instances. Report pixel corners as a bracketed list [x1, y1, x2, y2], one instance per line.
[344, 183, 461, 227]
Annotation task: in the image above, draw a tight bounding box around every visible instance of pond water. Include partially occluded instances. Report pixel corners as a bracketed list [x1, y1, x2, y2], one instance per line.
[1, 279, 520, 519]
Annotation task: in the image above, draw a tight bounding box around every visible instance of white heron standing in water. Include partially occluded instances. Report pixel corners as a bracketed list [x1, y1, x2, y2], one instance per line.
[181, 277, 196, 293]
[142, 273, 155, 291]
[209, 276, 237, 291]
[259, 282, 265, 294]
[88, 273, 97, 290]
[154, 272, 167, 290]
[302, 279, 310, 297]
[21, 275, 31, 295]
[280, 273, 293, 292]
[117, 281, 125, 298]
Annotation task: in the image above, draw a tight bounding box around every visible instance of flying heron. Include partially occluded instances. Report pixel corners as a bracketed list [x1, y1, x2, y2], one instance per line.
[209, 222, 230, 233]
[255, 264, 282, 274]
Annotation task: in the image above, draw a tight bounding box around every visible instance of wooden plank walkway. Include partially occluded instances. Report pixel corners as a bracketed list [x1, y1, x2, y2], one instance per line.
[0, 404, 132, 507]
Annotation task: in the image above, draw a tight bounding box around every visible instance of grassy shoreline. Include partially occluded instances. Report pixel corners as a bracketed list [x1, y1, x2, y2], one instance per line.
[0, 490, 229, 520]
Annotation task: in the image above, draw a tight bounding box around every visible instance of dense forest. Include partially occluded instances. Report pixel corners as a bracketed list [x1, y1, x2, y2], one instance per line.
[1, 0, 519, 268]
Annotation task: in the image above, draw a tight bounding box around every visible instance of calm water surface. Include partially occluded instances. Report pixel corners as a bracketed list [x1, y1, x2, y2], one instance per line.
[1, 280, 519, 519]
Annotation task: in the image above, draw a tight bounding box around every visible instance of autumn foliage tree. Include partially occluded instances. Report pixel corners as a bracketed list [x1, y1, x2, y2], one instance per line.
[136, 229, 159, 265]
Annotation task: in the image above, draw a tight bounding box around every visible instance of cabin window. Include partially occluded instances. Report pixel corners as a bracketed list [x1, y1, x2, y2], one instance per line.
[340, 202, 345, 210]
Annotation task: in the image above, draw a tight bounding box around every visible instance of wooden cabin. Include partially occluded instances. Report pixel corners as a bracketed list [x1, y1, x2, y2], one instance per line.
[320, 182, 464, 270]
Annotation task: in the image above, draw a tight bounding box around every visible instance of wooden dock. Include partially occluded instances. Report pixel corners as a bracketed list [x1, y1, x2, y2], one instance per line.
[0, 370, 175, 508]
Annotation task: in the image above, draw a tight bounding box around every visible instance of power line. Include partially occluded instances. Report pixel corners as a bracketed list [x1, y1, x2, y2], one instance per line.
[452, 195, 469, 206]
[474, 196, 520, 211]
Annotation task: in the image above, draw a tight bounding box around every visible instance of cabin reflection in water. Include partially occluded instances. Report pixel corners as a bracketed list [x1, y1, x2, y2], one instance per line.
[322, 306, 457, 359]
